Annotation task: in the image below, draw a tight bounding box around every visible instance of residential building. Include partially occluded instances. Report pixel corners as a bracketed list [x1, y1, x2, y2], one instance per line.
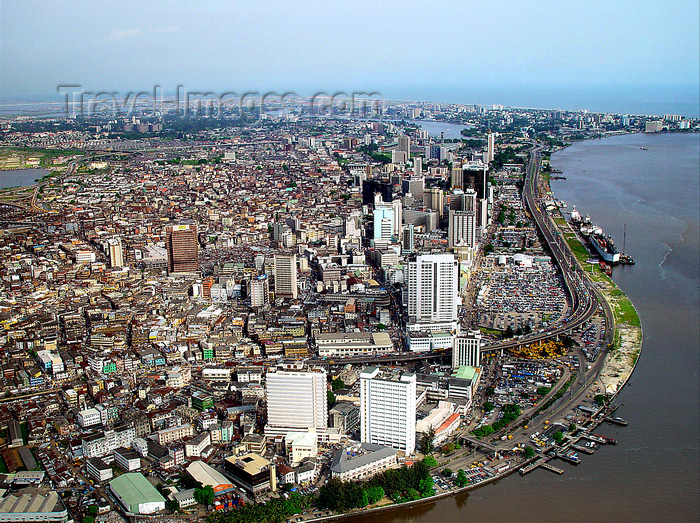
[165, 223, 198, 274]
[265, 366, 327, 438]
[274, 253, 298, 299]
[453, 330, 482, 368]
[360, 367, 417, 455]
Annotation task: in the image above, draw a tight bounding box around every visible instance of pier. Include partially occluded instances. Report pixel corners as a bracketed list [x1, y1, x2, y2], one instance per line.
[520, 457, 565, 476]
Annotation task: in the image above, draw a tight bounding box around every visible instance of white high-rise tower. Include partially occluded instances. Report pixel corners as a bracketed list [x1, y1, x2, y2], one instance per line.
[360, 367, 416, 455]
[407, 253, 458, 331]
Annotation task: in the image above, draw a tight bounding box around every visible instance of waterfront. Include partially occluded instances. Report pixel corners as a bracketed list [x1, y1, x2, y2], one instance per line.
[0, 168, 47, 189]
[350, 132, 699, 522]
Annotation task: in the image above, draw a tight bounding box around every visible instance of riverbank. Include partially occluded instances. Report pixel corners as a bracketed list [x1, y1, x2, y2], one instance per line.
[544, 144, 643, 398]
[310, 458, 529, 523]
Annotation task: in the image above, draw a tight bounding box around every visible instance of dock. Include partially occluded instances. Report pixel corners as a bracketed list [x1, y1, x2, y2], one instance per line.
[570, 443, 594, 454]
[520, 457, 565, 476]
[541, 462, 565, 474]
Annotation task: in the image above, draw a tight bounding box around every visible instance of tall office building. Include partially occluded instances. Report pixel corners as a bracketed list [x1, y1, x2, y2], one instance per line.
[166, 223, 198, 273]
[423, 188, 444, 219]
[362, 179, 392, 206]
[391, 199, 402, 237]
[397, 135, 411, 158]
[274, 253, 298, 299]
[453, 330, 482, 368]
[108, 239, 124, 268]
[461, 162, 489, 200]
[360, 367, 416, 455]
[406, 253, 458, 331]
[402, 177, 424, 201]
[250, 274, 270, 307]
[486, 133, 496, 163]
[265, 366, 327, 438]
[402, 225, 415, 253]
[373, 205, 394, 241]
[413, 156, 422, 177]
[450, 161, 463, 189]
[448, 209, 477, 249]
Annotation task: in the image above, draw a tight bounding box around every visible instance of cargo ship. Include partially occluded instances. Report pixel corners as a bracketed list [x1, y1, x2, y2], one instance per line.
[569, 206, 624, 265]
[590, 233, 620, 264]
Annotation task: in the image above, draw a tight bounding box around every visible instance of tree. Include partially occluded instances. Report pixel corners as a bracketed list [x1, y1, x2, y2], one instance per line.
[455, 469, 468, 487]
[194, 485, 214, 506]
[524, 446, 536, 458]
[419, 426, 435, 455]
[327, 390, 336, 409]
[486, 386, 495, 396]
[504, 326, 515, 339]
[406, 488, 421, 501]
[365, 486, 384, 504]
[569, 423, 577, 433]
[422, 455, 438, 467]
[441, 468, 453, 478]
[537, 387, 551, 395]
[594, 394, 607, 407]
[483, 401, 495, 413]
[442, 442, 455, 455]
[552, 431, 564, 444]
[418, 477, 435, 497]
[331, 377, 345, 391]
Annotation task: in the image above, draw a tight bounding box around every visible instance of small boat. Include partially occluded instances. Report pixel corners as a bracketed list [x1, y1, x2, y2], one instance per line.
[640, 147, 648, 150]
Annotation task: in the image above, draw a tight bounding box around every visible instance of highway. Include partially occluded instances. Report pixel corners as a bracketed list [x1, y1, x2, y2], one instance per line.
[309, 143, 601, 368]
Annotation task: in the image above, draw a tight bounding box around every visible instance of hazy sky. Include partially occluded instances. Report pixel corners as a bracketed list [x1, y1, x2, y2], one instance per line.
[1, 0, 699, 105]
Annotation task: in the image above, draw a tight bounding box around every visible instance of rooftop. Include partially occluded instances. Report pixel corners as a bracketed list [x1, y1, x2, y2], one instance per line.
[109, 473, 165, 512]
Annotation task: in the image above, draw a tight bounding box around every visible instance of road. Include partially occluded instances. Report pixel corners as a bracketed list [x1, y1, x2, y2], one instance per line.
[308, 143, 600, 368]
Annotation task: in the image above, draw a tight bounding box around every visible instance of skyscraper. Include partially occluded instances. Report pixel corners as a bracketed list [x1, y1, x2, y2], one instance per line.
[486, 132, 496, 163]
[397, 135, 411, 158]
[250, 274, 270, 307]
[402, 225, 415, 252]
[265, 366, 327, 438]
[360, 367, 416, 455]
[166, 223, 198, 273]
[407, 253, 458, 331]
[274, 253, 298, 299]
[413, 156, 422, 177]
[461, 162, 489, 200]
[453, 330, 482, 368]
[448, 209, 477, 249]
[373, 205, 394, 241]
[108, 238, 123, 268]
[362, 179, 392, 206]
[423, 188, 444, 219]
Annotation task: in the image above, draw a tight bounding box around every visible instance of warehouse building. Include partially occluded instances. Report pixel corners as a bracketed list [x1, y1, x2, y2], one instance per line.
[109, 473, 166, 515]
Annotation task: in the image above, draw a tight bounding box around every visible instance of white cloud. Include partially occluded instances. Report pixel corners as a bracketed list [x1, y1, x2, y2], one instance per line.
[104, 28, 144, 42]
[99, 26, 179, 43]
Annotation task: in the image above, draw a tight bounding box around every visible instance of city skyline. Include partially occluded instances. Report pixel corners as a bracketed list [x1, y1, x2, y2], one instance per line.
[1, 1, 699, 117]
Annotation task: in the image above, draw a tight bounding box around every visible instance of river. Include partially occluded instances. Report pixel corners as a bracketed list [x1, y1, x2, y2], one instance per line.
[0, 168, 48, 189]
[349, 132, 699, 522]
